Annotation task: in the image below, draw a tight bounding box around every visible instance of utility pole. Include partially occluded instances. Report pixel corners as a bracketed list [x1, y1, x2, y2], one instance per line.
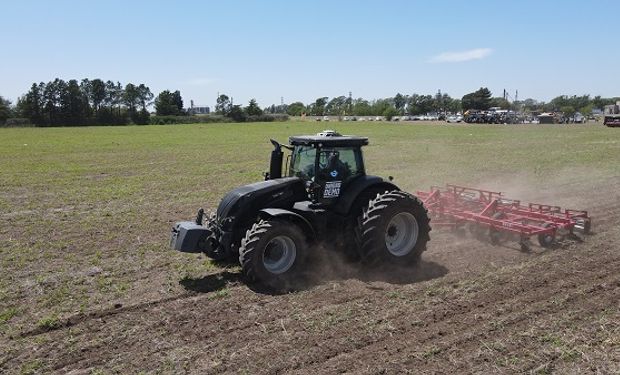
[348, 91, 352, 115]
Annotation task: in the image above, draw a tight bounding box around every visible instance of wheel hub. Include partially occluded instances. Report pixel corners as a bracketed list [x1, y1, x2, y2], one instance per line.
[262, 235, 297, 274]
[385, 212, 419, 257]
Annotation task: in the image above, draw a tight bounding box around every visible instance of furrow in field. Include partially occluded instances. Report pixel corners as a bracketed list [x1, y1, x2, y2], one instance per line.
[215, 250, 620, 374]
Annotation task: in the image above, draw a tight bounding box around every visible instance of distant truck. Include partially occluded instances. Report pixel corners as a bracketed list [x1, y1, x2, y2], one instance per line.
[603, 102, 620, 127]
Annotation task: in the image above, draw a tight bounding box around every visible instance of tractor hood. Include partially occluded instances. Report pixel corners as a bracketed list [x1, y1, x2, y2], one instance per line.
[216, 177, 307, 230]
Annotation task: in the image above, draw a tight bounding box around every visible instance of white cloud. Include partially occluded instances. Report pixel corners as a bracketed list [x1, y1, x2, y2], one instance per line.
[429, 48, 492, 63]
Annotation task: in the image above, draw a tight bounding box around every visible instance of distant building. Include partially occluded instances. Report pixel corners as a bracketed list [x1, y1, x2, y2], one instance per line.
[188, 106, 210, 115]
[187, 100, 210, 115]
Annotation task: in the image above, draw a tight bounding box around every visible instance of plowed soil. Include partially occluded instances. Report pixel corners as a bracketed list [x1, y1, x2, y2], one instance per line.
[3, 177, 618, 374]
[1, 123, 619, 374]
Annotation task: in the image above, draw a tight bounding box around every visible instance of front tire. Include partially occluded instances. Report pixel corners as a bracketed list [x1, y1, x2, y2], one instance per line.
[359, 190, 431, 265]
[239, 219, 308, 290]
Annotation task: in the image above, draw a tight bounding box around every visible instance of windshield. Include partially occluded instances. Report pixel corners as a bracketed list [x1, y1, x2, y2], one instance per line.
[289, 146, 316, 179]
[317, 147, 362, 180]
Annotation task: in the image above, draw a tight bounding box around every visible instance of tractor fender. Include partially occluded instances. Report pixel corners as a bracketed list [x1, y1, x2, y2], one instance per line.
[332, 175, 399, 215]
[258, 208, 316, 239]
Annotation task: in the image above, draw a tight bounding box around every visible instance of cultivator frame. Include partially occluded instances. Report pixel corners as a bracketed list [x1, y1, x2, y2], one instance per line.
[417, 184, 591, 251]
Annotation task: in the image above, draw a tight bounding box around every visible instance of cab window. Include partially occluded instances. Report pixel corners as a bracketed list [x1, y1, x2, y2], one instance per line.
[318, 147, 363, 181]
[289, 146, 316, 178]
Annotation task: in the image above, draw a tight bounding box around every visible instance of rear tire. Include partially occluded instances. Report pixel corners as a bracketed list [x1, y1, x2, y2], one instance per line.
[350, 188, 388, 259]
[359, 190, 431, 265]
[239, 219, 308, 290]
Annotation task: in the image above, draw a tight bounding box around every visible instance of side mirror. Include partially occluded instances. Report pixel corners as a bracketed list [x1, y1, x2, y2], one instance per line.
[270, 138, 281, 152]
[268, 139, 283, 179]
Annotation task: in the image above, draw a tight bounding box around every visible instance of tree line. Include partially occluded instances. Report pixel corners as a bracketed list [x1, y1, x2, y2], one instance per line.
[1, 82, 618, 126]
[0, 78, 187, 127]
[281, 88, 619, 118]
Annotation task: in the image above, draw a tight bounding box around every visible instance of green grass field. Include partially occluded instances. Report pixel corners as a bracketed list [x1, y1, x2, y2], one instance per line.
[1, 121, 619, 373]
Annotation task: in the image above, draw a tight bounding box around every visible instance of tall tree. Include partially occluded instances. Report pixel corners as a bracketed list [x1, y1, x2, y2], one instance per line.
[489, 97, 511, 109]
[91, 79, 107, 111]
[394, 93, 407, 114]
[104, 80, 122, 109]
[61, 79, 89, 125]
[17, 83, 45, 125]
[286, 102, 306, 116]
[215, 94, 231, 115]
[407, 94, 434, 115]
[137, 84, 153, 111]
[0, 96, 12, 124]
[43, 78, 67, 125]
[560, 105, 576, 118]
[155, 90, 184, 116]
[81, 78, 106, 113]
[326, 96, 347, 115]
[371, 98, 392, 116]
[171, 90, 183, 114]
[345, 95, 352, 115]
[101, 80, 125, 123]
[352, 98, 372, 116]
[520, 98, 542, 112]
[123, 83, 140, 114]
[227, 105, 246, 122]
[462, 87, 492, 110]
[245, 99, 263, 116]
[311, 97, 328, 116]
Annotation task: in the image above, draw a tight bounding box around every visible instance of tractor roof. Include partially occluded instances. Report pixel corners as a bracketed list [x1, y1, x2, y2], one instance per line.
[289, 130, 368, 147]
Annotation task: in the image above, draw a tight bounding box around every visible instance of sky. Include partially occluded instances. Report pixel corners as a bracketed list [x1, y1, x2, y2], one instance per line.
[2, 0, 619, 109]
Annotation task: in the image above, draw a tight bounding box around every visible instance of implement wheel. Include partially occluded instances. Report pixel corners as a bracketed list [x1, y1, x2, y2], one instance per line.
[467, 222, 486, 241]
[489, 212, 508, 245]
[239, 219, 307, 290]
[537, 223, 556, 248]
[359, 190, 431, 265]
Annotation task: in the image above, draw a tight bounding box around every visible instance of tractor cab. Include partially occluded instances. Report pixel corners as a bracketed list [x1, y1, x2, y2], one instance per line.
[283, 130, 368, 205]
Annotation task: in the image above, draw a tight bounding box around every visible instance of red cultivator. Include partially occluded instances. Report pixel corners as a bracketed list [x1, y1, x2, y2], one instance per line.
[417, 185, 592, 251]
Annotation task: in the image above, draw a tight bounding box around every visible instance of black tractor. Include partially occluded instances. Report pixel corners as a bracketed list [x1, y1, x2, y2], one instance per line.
[171, 130, 431, 289]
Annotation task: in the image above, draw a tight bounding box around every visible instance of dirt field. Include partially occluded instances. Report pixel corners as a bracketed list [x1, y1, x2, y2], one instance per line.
[1, 122, 619, 374]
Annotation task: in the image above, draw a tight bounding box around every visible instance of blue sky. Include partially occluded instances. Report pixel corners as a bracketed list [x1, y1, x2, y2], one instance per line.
[2, 0, 618, 108]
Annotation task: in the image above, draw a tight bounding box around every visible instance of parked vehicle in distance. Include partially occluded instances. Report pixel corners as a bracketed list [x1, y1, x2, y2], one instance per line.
[603, 102, 620, 127]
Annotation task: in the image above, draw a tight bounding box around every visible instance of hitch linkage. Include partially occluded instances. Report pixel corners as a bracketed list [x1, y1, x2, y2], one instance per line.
[195, 208, 205, 225]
